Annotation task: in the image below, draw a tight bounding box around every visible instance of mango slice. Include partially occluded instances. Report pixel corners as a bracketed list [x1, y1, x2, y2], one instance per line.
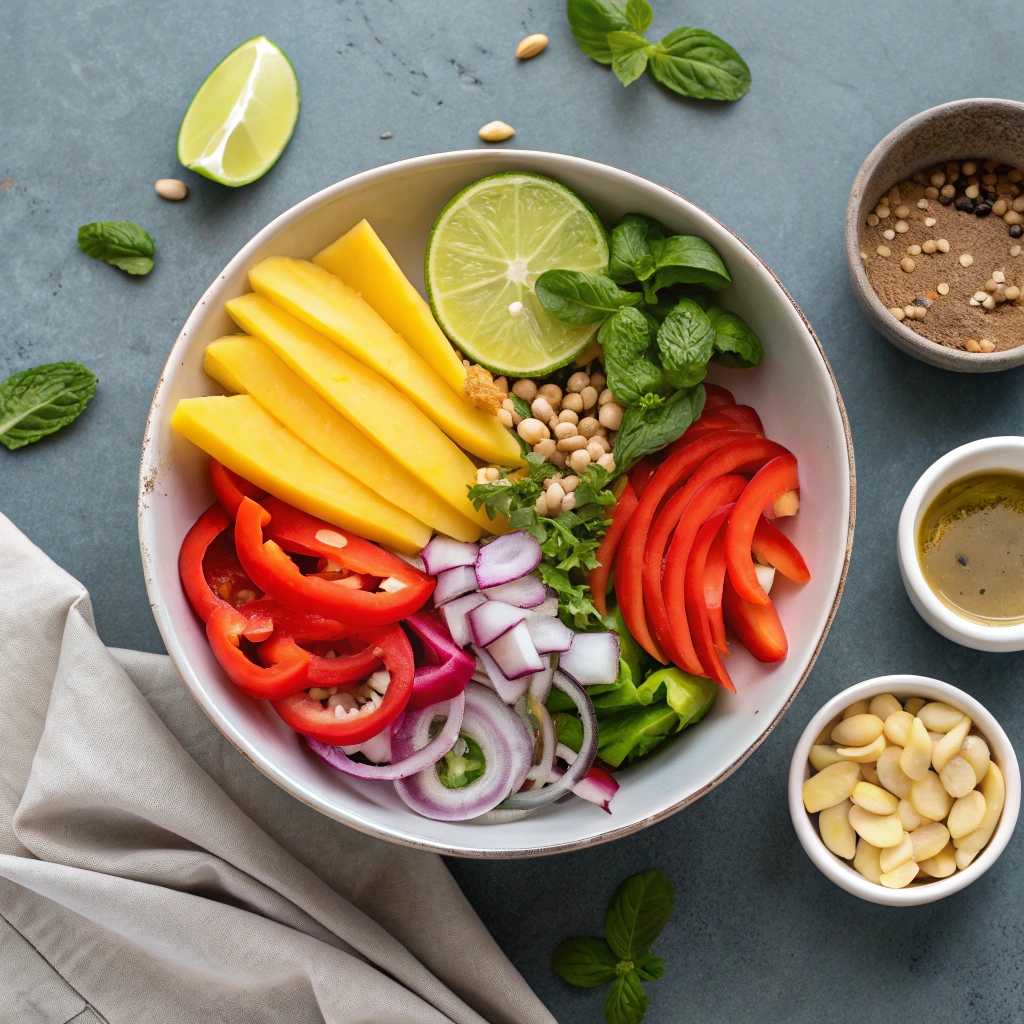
[313, 220, 468, 397]
[205, 335, 481, 543]
[247, 257, 522, 466]
[171, 395, 431, 554]
[225, 293, 500, 533]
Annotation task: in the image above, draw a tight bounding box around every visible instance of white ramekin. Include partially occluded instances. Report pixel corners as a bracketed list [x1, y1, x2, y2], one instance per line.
[898, 437, 1024, 652]
[789, 675, 1020, 906]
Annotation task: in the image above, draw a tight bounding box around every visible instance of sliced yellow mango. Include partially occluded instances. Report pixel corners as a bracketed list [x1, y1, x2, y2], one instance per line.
[313, 220, 469, 397]
[225, 292, 501, 533]
[204, 335, 481, 542]
[247, 257, 522, 466]
[171, 395, 431, 554]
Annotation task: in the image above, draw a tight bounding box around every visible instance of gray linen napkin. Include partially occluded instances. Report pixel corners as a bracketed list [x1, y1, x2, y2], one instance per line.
[0, 512, 556, 1024]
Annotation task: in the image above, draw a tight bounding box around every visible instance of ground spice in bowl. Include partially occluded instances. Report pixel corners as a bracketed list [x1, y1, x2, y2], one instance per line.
[859, 160, 1024, 354]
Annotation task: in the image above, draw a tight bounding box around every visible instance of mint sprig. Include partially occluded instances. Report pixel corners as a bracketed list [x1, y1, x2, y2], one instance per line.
[0, 362, 97, 450]
[77, 220, 154, 275]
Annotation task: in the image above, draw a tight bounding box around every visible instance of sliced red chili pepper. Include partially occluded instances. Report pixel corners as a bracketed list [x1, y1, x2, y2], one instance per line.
[685, 504, 736, 692]
[259, 633, 382, 687]
[702, 383, 736, 408]
[726, 455, 800, 605]
[589, 481, 638, 618]
[704, 519, 730, 656]
[235, 497, 434, 625]
[641, 437, 788, 665]
[751, 516, 810, 583]
[630, 458, 659, 499]
[660, 475, 747, 671]
[210, 458, 266, 518]
[723, 575, 788, 662]
[206, 603, 311, 699]
[615, 430, 754, 662]
[272, 624, 413, 744]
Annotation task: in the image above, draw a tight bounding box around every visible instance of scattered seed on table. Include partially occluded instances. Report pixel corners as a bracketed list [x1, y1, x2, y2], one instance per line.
[901, 257, 916, 273]
[1005, 285, 1021, 300]
[924, 216, 936, 227]
[960, 253, 975, 267]
[895, 204, 911, 218]
[891, 306, 906, 320]
[867, 213, 880, 226]
[155, 178, 187, 200]
[938, 239, 951, 252]
[908, 244, 922, 256]
[479, 120, 515, 142]
[1012, 245, 1022, 257]
[993, 270, 1006, 283]
[966, 338, 983, 352]
[918, 199, 930, 210]
[938, 282, 950, 295]
[882, 229, 896, 240]
[877, 245, 892, 257]
[895, 220, 910, 233]
[975, 290, 990, 301]
[516, 33, 549, 58]
[983, 295, 997, 310]
[980, 338, 996, 351]
[921, 239, 938, 253]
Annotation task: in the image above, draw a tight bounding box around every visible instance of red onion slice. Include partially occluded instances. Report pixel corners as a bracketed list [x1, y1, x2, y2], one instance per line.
[548, 760, 620, 813]
[486, 621, 543, 679]
[528, 655, 554, 704]
[440, 592, 486, 648]
[421, 536, 479, 575]
[559, 631, 621, 686]
[525, 698, 556, 782]
[433, 564, 479, 606]
[307, 693, 465, 781]
[481, 574, 547, 608]
[394, 683, 533, 820]
[468, 600, 528, 647]
[404, 613, 476, 712]
[473, 645, 531, 704]
[526, 614, 574, 654]
[475, 531, 542, 589]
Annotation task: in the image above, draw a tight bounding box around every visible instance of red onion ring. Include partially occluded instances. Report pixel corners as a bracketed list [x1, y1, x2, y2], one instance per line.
[404, 612, 475, 711]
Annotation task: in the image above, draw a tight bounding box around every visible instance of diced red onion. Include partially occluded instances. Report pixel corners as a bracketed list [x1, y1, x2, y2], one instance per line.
[468, 600, 528, 646]
[534, 594, 560, 617]
[440, 592, 486, 648]
[394, 683, 533, 820]
[526, 614, 574, 654]
[558, 631, 621, 686]
[403, 612, 475, 712]
[481, 574, 547, 608]
[475, 531, 542, 589]
[501, 671, 597, 811]
[421, 536, 479, 575]
[340, 729, 392, 765]
[486, 621, 543, 679]
[308, 693, 464, 781]
[473, 645, 531, 704]
[433, 564, 479, 606]
[528, 655, 554, 704]
[548, 760, 619, 813]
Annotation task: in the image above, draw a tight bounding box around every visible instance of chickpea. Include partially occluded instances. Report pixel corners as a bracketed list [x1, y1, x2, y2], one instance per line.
[560, 491, 577, 513]
[588, 434, 610, 452]
[549, 449, 568, 469]
[512, 379, 537, 401]
[534, 492, 549, 516]
[580, 385, 598, 409]
[501, 397, 515, 412]
[598, 388, 616, 407]
[586, 441, 606, 462]
[561, 475, 580, 492]
[578, 416, 600, 438]
[557, 434, 588, 452]
[566, 371, 590, 393]
[485, 466, 500, 482]
[599, 403, 624, 430]
[533, 438, 557, 458]
[548, 416, 561, 431]
[530, 396, 555, 421]
[597, 452, 616, 473]
[554, 421, 578, 440]
[497, 408, 513, 428]
[568, 448, 592, 473]
[517, 418, 550, 445]
[558, 409, 579, 425]
[561, 392, 584, 414]
[546, 482, 566, 509]
[538, 383, 563, 405]
[590, 371, 606, 392]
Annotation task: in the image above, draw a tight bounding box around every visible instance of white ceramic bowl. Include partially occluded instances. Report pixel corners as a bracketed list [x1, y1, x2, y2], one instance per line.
[898, 437, 1024, 651]
[139, 149, 855, 857]
[790, 675, 1020, 905]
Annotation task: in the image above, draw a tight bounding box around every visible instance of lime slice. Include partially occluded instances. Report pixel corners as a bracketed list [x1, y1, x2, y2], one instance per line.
[177, 36, 299, 187]
[426, 172, 609, 377]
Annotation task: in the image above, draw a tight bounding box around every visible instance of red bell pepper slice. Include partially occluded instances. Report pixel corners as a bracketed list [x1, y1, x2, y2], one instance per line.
[751, 517, 810, 583]
[210, 458, 266, 518]
[259, 632, 383, 687]
[234, 498, 434, 625]
[629, 458, 659, 499]
[589, 481, 638, 617]
[641, 437, 789, 665]
[704, 520, 730, 656]
[272, 624, 413, 744]
[239, 597, 352, 643]
[702, 383, 736, 409]
[206, 603, 310, 699]
[615, 430, 755, 661]
[668, 407, 763, 450]
[180, 504, 233, 622]
[684, 504, 737, 691]
[659, 475, 748, 671]
[723, 575, 788, 662]
[726, 455, 800, 605]
[202, 528, 262, 608]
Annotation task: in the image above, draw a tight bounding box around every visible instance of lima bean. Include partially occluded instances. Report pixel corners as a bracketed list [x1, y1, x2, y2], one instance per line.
[819, 799, 857, 859]
[803, 761, 861, 812]
[848, 805, 904, 848]
[900, 717, 933, 780]
[947, 790, 986, 839]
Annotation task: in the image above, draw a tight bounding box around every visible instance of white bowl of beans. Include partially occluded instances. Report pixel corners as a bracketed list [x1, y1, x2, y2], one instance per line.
[789, 675, 1019, 905]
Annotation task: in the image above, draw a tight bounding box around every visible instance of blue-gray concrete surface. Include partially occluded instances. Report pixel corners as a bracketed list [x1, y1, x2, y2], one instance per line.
[3, 2, 1023, 1021]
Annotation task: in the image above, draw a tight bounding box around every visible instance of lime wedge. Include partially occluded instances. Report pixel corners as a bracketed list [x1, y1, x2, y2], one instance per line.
[177, 36, 299, 187]
[425, 173, 609, 377]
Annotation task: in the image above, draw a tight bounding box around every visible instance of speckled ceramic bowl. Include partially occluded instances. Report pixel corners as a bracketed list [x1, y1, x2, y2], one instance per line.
[846, 98, 1024, 373]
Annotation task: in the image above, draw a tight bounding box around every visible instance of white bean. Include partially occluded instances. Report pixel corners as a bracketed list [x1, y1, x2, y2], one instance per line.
[598, 403, 624, 430]
[909, 821, 950, 862]
[530, 396, 555, 421]
[910, 770, 953, 821]
[851, 781, 899, 816]
[538, 383, 562, 404]
[932, 716, 972, 773]
[918, 841, 956, 878]
[938, 756, 976, 798]
[517, 418, 550, 445]
[955, 847, 979, 871]
[566, 371, 590, 393]
[979, 762, 1005, 832]
[884, 710, 915, 746]
[819, 799, 857, 859]
[814, 716, 842, 745]
[836, 735, 887, 763]
[947, 790, 986, 839]
[561, 392, 584, 413]
[904, 697, 926, 715]
[860, 762, 880, 786]
[832, 714, 885, 747]
[803, 761, 861, 812]
[568, 449, 592, 474]
[900, 717, 932, 780]
[546, 483, 565, 509]
[880, 860, 919, 889]
[952, 826, 992, 855]
[854, 838, 883, 883]
[512, 379, 537, 401]
[869, 693, 903, 721]
[848, 805, 904, 848]
[917, 701, 965, 733]
[959, 735, 991, 783]
[843, 699, 872, 719]
[580, 385, 598, 409]
[876, 745, 913, 799]
[879, 831, 914, 873]
[897, 798, 924, 832]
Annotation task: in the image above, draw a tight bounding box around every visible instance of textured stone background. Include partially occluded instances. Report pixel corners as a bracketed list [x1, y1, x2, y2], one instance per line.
[3, 2, 1023, 1020]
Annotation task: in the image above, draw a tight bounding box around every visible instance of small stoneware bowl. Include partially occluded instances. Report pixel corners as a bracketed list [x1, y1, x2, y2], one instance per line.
[898, 437, 1024, 651]
[789, 675, 1020, 906]
[846, 98, 1024, 373]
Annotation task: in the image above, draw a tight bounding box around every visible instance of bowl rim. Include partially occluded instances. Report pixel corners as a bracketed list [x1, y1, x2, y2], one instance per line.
[139, 148, 857, 857]
[844, 97, 1024, 373]
[897, 436, 1024, 648]
[788, 673, 1021, 905]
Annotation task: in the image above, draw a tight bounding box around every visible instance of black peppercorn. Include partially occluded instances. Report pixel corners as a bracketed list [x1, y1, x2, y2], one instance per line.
[975, 203, 993, 217]
[939, 194, 954, 205]
[985, 191, 998, 203]
[1011, 224, 1024, 238]
[955, 176, 971, 190]
[956, 197, 975, 212]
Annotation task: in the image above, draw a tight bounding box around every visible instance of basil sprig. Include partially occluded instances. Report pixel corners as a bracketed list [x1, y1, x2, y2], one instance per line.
[77, 220, 155, 275]
[567, 0, 750, 102]
[0, 362, 97, 450]
[552, 869, 674, 1024]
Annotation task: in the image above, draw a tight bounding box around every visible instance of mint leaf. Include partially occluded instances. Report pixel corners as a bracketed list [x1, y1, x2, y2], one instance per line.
[535, 270, 643, 326]
[566, 0, 632, 64]
[599, 308, 668, 407]
[624, 0, 653, 33]
[651, 235, 731, 292]
[706, 306, 763, 368]
[649, 27, 751, 102]
[612, 384, 704, 474]
[604, 970, 648, 1024]
[77, 221, 155, 276]
[657, 298, 716, 389]
[608, 31, 653, 87]
[608, 214, 662, 286]
[551, 936, 619, 988]
[0, 362, 97, 450]
[605, 869, 675, 961]
[510, 394, 533, 421]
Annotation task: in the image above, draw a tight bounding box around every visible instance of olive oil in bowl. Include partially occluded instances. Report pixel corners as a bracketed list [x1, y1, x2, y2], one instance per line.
[918, 473, 1024, 625]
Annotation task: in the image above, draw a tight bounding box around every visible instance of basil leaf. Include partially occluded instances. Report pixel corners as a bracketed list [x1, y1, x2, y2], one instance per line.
[657, 299, 716, 389]
[536, 270, 643, 325]
[566, 0, 632, 64]
[77, 220, 155, 275]
[0, 362, 97, 451]
[605, 869, 675, 961]
[551, 936, 620, 988]
[635, 953, 665, 982]
[706, 306, 763, 368]
[599, 308, 668, 407]
[624, 0, 653, 33]
[612, 384, 704, 475]
[608, 31, 653, 87]
[651, 235, 731, 292]
[648, 27, 751, 102]
[604, 970, 648, 1024]
[608, 214, 662, 287]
